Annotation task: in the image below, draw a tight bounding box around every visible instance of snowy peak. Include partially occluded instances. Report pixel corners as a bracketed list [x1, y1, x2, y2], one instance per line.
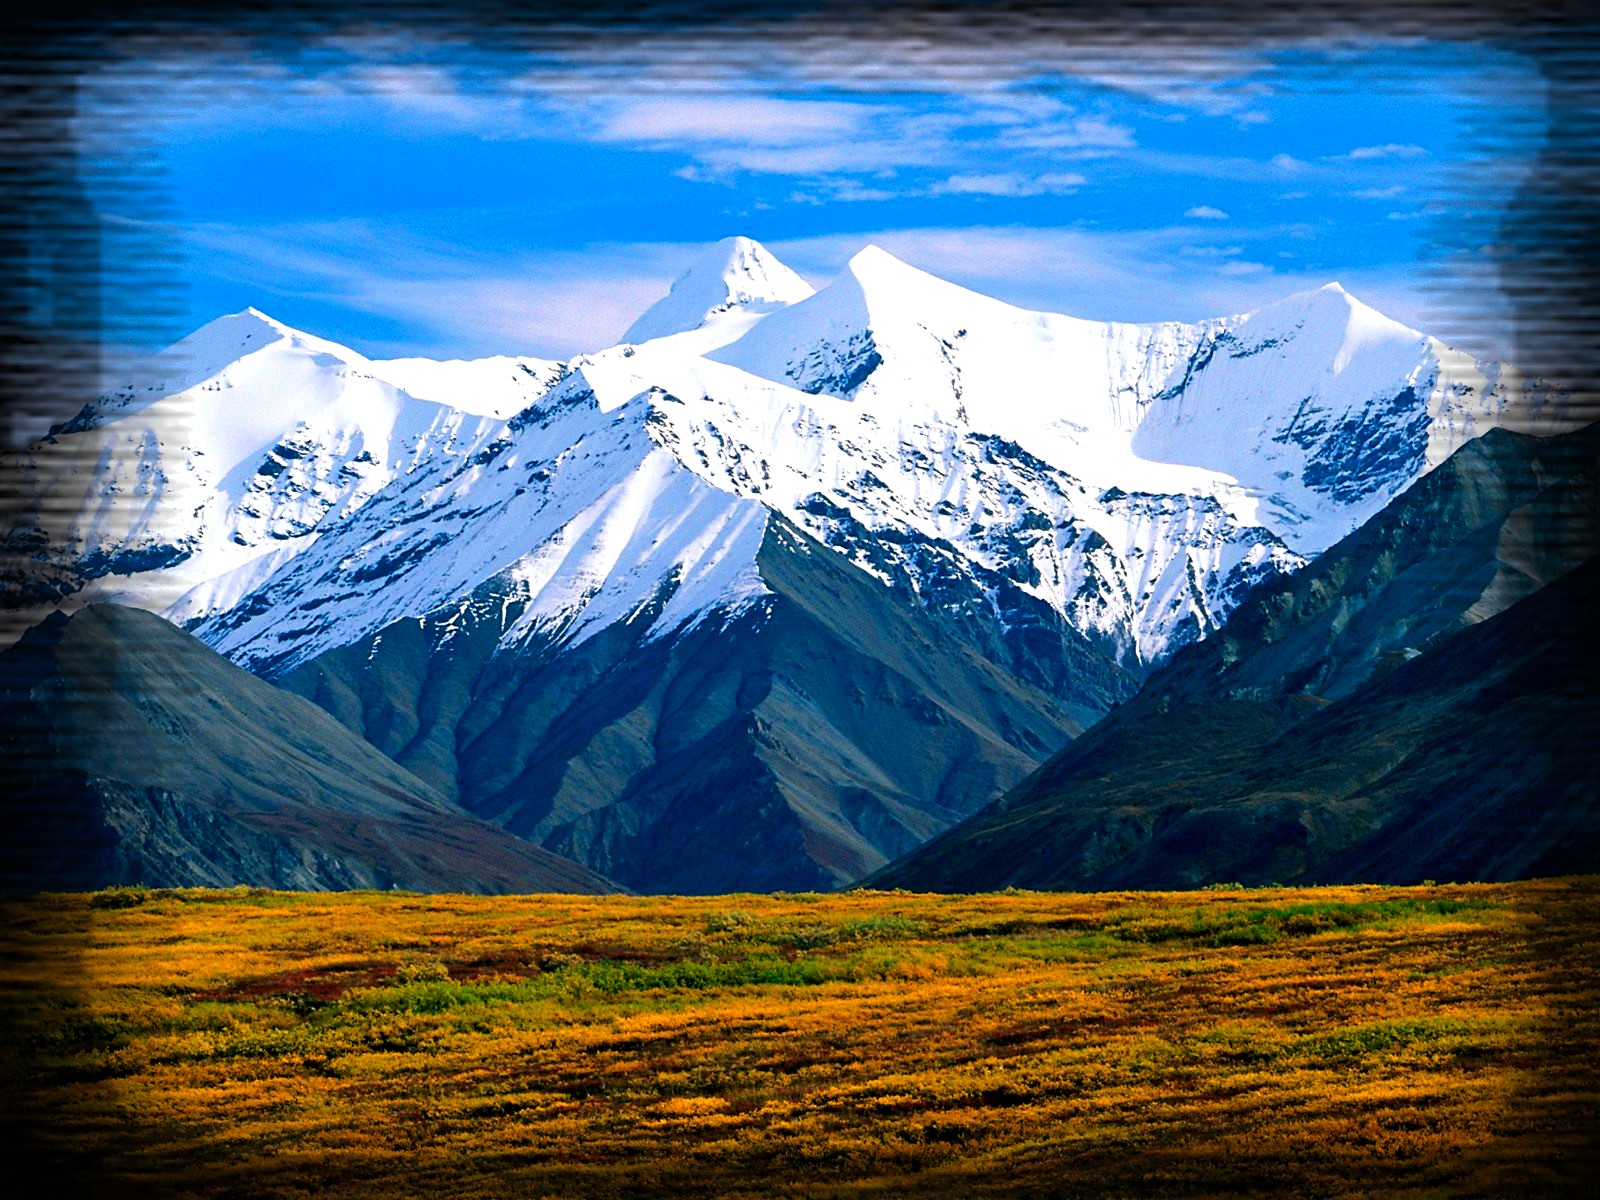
[844, 243, 982, 308]
[86, 307, 316, 417]
[196, 305, 296, 345]
[175, 307, 364, 375]
[844, 243, 930, 291]
[715, 236, 813, 304]
[7, 310, 563, 646]
[622, 236, 815, 343]
[1239, 281, 1420, 341]
[707, 242, 1031, 406]
[820, 243, 1026, 332]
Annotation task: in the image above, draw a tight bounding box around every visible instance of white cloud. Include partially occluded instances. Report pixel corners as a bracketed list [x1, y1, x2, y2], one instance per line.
[501, 76, 1135, 195]
[687, 141, 940, 178]
[930, 171, 1085, 197]
[825, 182, 899, 203]
[934, 175, 1017, 196]
[1353, 184, 1406, 199]
[366, 275, 665, 356]
[1185, 205, 1230, 220]
[553, 86, 1135, 189]
[1051, 49, 1277, 119]
[350, 65, 505, 125]
[1180, 244, 1243, 257]
[1344, 142, 1428, 159]
[83, 33, 1154, 203]
[525, 89, 963, 185]
[998, 115, 1135, 152]
[593, 95, 872, 146]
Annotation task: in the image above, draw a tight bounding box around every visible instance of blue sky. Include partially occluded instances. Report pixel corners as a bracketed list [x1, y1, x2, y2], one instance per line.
[79, 23, 1546, 368]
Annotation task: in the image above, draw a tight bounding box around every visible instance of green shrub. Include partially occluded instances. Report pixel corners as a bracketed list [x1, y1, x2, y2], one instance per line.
[537, 951, 586, 972]
[841, 914, 927, 940]
[89, 886, 150, 909]
[395, 959, 451, 984]
[705, 910, 759, 934]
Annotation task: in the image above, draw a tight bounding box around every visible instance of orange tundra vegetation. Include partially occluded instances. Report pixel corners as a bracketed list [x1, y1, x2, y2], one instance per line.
[2, 880, 1598, 1197]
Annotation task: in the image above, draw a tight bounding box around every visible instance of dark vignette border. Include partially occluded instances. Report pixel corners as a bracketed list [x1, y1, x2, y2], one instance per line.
[1, 2, 1596, 1196]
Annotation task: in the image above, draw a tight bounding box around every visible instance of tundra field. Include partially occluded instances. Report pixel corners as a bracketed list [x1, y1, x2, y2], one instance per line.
[3, 881, 1598, 1198]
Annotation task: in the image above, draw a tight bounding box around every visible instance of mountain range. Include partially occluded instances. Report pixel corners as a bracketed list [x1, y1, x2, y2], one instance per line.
[1, 236, 1585, 892]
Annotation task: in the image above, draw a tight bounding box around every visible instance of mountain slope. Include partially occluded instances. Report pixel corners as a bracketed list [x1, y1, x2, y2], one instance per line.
[1145, 421, 1600, 705]
[0, 605, 616, 894]
[278, 516, 1094, 892]
[713, 248, 1567, 551]
[870, 423, 1600, 890]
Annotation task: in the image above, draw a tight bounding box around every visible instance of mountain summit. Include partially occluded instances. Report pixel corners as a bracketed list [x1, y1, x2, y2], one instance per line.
[3, 238, 1576, 890]
[622, 236, 816, 344]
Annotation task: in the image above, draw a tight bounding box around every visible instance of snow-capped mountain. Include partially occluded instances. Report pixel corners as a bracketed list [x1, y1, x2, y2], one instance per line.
[3, 308, 560, 625]
[1, 237, 1572, 889]
[623, 235, 815, 345]
[173, 243, 1564, 672]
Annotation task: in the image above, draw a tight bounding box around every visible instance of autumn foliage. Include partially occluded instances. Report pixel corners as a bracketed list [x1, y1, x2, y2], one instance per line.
[3, 880, 1598, 1197]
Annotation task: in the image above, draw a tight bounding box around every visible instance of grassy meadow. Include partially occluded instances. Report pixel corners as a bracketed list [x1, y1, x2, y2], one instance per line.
[3, 879, 1598, 1197]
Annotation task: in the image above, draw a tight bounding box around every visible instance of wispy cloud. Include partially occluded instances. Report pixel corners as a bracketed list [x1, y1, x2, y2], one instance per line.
[995, 114, 1135, 152]
[680, 141, 938, 179]
[346, 64, 526, 128]
[194, 218, 1359, 359]
[1342, 142, 1428, 160]
[591, 95, 872, 146]
[558, 87, 1130, 191]
[77, 24, 1535, 377]
[142, 205, 1517, 371]
[1180, 244, 1244, 258]
[930, 172, 1085, 197]
[97, 37, 1142, 200]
